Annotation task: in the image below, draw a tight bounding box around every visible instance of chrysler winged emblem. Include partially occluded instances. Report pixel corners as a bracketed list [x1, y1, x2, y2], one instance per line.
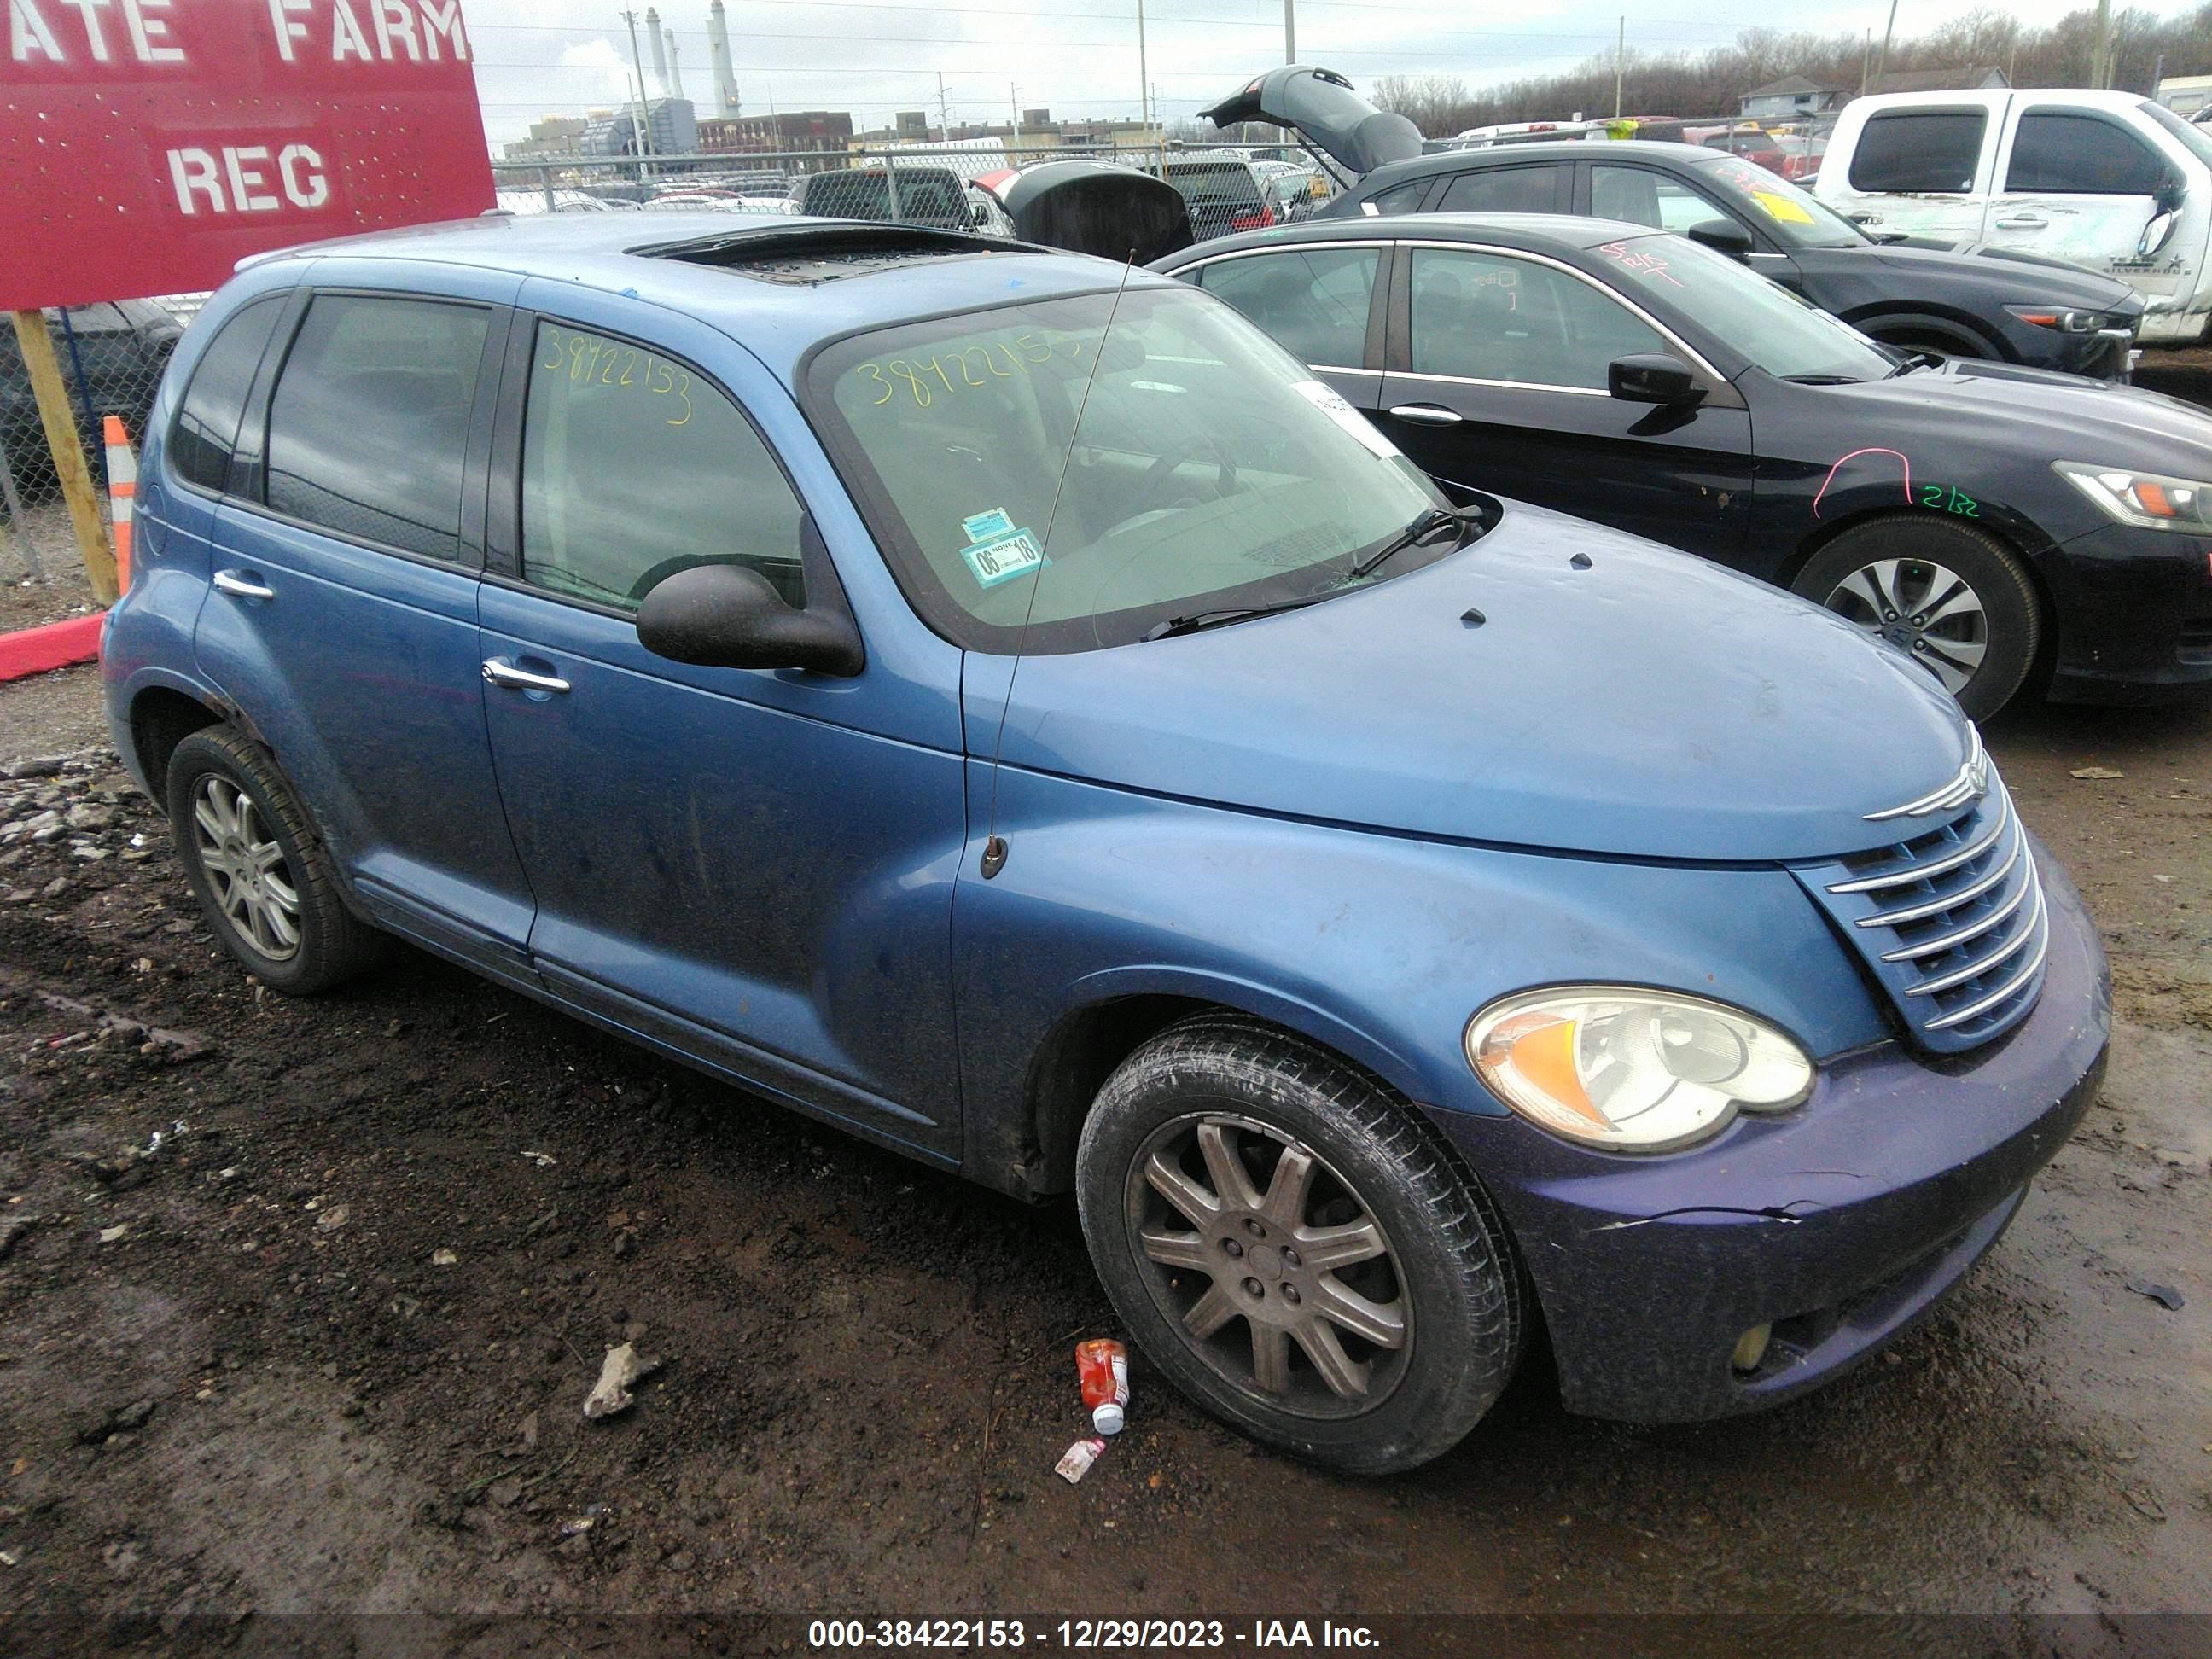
[1866, 727, 1990, 823]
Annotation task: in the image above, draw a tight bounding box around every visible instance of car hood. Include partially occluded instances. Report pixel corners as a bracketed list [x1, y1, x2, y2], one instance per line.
[1199, 66, 1424, 178]
[1819, 242, 2142, 312]
[1817, 359, 2212, 475]
[992, 503, 1972, 862]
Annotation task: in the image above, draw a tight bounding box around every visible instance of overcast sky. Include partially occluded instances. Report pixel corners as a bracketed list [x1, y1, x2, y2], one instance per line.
[463, 0, 2190, 144]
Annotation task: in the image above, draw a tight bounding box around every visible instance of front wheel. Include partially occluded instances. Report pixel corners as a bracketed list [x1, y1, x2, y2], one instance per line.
[1075, 1018, 1524, 1474]
[1790, 517, 2041, 720]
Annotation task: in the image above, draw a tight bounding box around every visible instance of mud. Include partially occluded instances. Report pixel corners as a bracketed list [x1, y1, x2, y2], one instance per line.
[0, 676, 2205, 1646]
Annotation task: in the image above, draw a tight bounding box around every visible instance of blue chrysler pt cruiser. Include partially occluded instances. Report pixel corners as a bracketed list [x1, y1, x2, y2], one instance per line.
[101, 214, 2108, 1473]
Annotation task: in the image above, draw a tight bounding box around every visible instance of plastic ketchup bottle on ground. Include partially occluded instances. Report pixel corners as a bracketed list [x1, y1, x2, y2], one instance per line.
[1076, 1337, 1129, 1435]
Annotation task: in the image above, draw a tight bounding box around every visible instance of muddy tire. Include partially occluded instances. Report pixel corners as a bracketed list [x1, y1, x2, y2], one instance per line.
[1075, 1016, 1523, 1474]
[1791, 516, 2041, 720]
[165, 727, 385, 995]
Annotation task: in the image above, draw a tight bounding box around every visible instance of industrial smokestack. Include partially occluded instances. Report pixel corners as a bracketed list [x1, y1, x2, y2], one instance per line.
[666, 32, 685, 100]
[707, 1, 740, 118]
[646, 7, 669, 95]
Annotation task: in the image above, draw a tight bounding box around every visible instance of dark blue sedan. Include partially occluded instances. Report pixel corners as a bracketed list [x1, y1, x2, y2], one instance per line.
[101, 212, 2107, 1471]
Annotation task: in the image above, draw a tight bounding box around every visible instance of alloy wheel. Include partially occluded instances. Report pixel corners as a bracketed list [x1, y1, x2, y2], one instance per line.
[190, 775, 301, 962]
[1821, 557, 1988, 696]
[1125, 1111, 1411, 1418]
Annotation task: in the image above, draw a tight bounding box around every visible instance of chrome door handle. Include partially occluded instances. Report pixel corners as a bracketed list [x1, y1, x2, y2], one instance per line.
[212, 570, 274, 601]
[481, 658, 571, 694]
[1994, 214, 2046, 230]
[1387, 404, 1464, 426]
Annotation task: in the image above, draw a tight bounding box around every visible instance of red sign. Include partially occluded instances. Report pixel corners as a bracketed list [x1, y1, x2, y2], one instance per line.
[1, 0, 495, 309]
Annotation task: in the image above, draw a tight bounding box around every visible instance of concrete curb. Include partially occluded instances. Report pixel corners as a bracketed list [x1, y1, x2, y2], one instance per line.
[0, 612, 103, 684]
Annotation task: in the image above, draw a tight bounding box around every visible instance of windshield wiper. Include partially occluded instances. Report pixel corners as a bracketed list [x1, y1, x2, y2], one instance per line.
[1884, 350, 1944, 379]
[1780, 373, 1864, 385]
[1141, 594, 1332, 642]
[1348, 504, 1487, 580]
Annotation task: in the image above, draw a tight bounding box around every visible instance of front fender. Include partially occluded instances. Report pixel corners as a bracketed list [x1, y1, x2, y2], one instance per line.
[952, 761, 1891, 1192]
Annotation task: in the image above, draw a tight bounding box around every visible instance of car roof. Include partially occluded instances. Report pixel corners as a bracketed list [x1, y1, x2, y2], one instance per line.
[234, 212, 1162, 381]
[1161, 211, 1662, 264]
[1360, 139, 1726, 187]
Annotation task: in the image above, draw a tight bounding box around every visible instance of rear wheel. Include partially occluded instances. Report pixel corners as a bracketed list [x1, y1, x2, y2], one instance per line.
[1791, 517, 2041, 720]
[166, 727, 386, 994]
[1075, 1017, 1523, 1474]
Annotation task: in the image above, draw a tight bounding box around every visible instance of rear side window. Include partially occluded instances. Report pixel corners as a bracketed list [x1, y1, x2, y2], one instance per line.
[1365, 178, 1432, 215]
[265, 294, 491, 562]
[1592, 166, 1727, 233]
[520, 322, 806, 614]
[1196, 247, 1380, 368]
[169, 296, 283, 494]
[1435, 164, 1563, 214]
[1407, 248, 1662, 390]
[1848, 110, 1987, 193]
[2005, 113, 2167, 195]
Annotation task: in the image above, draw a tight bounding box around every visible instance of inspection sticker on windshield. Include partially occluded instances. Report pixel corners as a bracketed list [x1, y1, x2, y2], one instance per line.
[1750, 189, 1815, 225]
[962, 507, 1016, 542]
[961, 527, 1047, 588]
[1289, 380, 1403, 462]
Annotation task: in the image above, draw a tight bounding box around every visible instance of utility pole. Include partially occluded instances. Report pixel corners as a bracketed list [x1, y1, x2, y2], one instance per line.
[620, 10, 656, 178]
[1284, 0, 1295, 63]
[1860, 28, 1871, 95]
[1614, 16, 1625, 119]
[938, 71, 949, 139]
[1137, 0, 1150, 131]
[1872, 0, 1900, 92]
[2090, 0, 2113, 89]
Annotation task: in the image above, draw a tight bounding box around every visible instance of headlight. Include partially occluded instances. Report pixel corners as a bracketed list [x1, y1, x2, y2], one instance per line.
[2054, 461, 2212, 533]
[1464, 987, 1814, 1153]
[2005, 305, 2133, 335]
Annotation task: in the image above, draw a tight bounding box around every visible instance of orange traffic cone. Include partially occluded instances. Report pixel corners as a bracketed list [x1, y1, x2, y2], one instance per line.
[102, 415, 135, 591]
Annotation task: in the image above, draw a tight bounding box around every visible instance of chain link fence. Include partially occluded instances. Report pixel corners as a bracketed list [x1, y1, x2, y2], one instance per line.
[1, 298, 203, 621]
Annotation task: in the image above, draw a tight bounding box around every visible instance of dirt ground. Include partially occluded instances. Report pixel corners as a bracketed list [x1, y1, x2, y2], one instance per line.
[0, 660, 2207, 1651]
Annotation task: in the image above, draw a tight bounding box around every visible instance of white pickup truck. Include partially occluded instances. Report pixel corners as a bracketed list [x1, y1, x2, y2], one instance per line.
[1815, 89, 2212, 342]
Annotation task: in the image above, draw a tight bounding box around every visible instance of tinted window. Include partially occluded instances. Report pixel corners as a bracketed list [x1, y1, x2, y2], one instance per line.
[1196, 247, 1379, 368]
[521, 322, 805, 614]
[1435, 165, 1560, 213]
[169, 297, 283, 494]
[1592, 166, 1727, 233]
[1594, 234, 1892, 381]
[2006, 113, 2167, 195]
[1848, 110, 1986, 193]
[1407, 248, 1663, 389]
[265, 295, 489, 561]
[1365, 178, 1431, 214]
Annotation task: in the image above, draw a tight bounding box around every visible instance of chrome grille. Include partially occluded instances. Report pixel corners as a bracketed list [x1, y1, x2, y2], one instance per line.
[1793, 777, 2048, 1054]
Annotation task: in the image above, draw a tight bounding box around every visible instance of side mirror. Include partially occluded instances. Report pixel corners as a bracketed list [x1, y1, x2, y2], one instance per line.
[636, 563, 864, 677]
[1609, 352, 1702, 405]
[1685, 218, 1755, 262]
[2156, 172, 2187, 216]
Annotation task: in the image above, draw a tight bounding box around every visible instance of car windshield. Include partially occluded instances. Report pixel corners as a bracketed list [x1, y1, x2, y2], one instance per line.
[1594, 233, 1896, 381]
[1692, 154, 1867, 249]
[810, 283, 1451, 654]
[2142, 100, 2212, 171]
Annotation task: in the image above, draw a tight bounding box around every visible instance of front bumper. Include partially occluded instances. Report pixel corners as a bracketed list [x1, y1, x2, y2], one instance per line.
[1433, 850, 2110, 1423]
[2040, 520, 2212, 704]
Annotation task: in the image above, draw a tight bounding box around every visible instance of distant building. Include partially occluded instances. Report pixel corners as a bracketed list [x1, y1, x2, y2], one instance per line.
[1738, 76, 1852, 120]
[2156, 74, 2212, 117]
[1867, 65, 2010, 95]
[847, 114, 1161, 154]
[580, 97, 696, 158]
[504, 114, 594, 160]
[895, 111, 928, 137]
[697, 111, 854, 154]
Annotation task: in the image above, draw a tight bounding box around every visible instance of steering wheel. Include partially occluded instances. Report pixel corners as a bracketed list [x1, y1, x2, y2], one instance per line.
[1137, 433, 1238, 512]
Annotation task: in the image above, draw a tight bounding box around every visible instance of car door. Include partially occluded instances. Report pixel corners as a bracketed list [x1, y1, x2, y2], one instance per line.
[1828, 102, 1999, 247]
[1430, 161, 1570, 215]
[474, 287, 966, 1159]
[1184, 241, 1388, 419]
[189, 274, 540, 976]
[1987, 104, 2193, 327]
[1376, 241, 1754, 562]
